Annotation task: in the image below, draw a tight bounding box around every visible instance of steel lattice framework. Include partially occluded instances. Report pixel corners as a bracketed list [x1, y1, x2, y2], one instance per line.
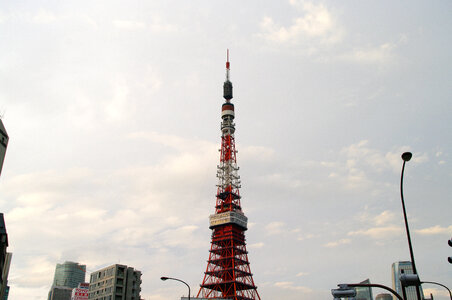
[197, 53, 261, 300]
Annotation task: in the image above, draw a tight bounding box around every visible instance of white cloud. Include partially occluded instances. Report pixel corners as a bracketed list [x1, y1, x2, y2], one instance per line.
[344, 43, 396, 64]
[113, 17, 178, 33]
[348, 226, 403, 239]
[265, 222, 286, 235]
[297, 233, 315, 241]
[259, 1, 343, 45]
[240, 145, 275, 161]
[374, 210, 396, 226]
[415, 225, 452, 235]
[105, 78, 130, 121]
[113, 20, 146, 30]
[32, 9, 59, 24]
[148, 16, 179, 33]
[296, 272, 309, 277]
[249, 242, 265, 249]
[324, 238, 351, 248]
[274, 281, 313, 292]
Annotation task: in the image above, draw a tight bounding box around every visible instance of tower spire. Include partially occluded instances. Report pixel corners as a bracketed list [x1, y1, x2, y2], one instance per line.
[197, 53, 261, 300]
[226, 49, 230, 79]
[223, 50, 233, 102]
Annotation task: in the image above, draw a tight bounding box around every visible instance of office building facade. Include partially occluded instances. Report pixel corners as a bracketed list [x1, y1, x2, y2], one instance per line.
[49, 261, 86, 300]
[344, 279, 373, 300]
[391, 261, 424, 300]
[375, 294, 393, 300]
[0, 214, 11, 300]
[88, 264, 141, 300]
[49, 286, 73, 300]
[52, 261, 86, 288]
[0, 119, 8, 176]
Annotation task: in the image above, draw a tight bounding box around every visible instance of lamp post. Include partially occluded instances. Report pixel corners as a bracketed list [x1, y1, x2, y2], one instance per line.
[400, 152, 422, 300]
[333, 283, 403, 300]
[161, 276, 191, 300]
[400, 274, 452, 300]
[421, 281, 452, 300]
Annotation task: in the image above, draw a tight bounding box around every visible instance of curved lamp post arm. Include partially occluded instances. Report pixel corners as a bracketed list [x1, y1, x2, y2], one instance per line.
[347, 283, 403, 300]
[161, 276, 191, 300]
[421, 281, 452, 300]
[400, 157, 418, 275]
[400, 152, 422, 300]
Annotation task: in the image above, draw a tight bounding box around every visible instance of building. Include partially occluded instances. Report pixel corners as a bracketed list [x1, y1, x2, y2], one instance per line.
[88, 264, 141, 300]
[355, 279, 373, 300]
[0, 118, 8, 176]
[0, 119, 11, 300]
[344, 279, 373, 300]
[72, 282, 89, 300]
[49, 286, 73, 300]
[49, 261, 86, 300]
[52, 261, 86, 288]
[0, 253, 12, 300]
[375, 294, 392, 300]
[0, 214, 11, 300]
[391, 261, 424, 300]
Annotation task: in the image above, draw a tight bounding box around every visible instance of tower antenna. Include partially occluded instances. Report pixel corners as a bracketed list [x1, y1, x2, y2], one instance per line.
[198, 54, 261, 300]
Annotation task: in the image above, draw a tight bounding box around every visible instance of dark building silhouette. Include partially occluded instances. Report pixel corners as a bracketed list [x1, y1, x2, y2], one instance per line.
[0, 214, 11, 300]
[0, 119, 8, 176]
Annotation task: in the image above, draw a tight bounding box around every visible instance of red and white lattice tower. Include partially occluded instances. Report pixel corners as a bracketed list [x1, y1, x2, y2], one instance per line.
[197, 52, 261, 300]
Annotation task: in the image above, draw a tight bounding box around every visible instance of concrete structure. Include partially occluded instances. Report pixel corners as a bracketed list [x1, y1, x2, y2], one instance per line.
[0, 253, 12, 300]
[344, 279, 373, 300]
[49, 261, 86, 300]
[52, 261, 86, 288]
[355, 279, 373, 300]
[375, 294, 392, 300]
[392, 261, 424, 300]
[0, 214, 11, 300]
[88, 264, 141, 300]
[49, 286, 73, 300]
[0, 119, 8, 176]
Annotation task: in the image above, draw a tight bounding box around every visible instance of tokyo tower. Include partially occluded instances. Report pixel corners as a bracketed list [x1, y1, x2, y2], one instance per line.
[197, 52, 261, 300]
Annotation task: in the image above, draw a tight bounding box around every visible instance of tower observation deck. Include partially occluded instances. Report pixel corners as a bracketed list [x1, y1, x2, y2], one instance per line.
[197, 52, 261, 300]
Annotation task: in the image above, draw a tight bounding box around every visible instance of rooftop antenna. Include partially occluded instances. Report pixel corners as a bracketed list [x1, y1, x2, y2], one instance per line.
[223, 49, 233, 101]
[226, 49, 230, 81]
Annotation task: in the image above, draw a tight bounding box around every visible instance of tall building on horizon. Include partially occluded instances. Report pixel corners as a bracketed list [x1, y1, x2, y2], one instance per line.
[355, 279, 373, 300]
[0, 119, 9, 177]
[0, 214, 11, 300]
[375, 294, 392, 300]
[88, 264, 141, 300]
[392, 261, 424, 300]
[49, 286, 73, 300]
[49, 261, 86, 300]
[197, 53, 261, 300]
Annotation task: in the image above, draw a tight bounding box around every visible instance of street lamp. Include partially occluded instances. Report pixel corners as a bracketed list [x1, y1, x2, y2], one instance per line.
[161, 276, 191, 300]
[331, 284, 356, 299]
[421, 281, 452, 300]
[448, 238, 452, 264]
[400, 273, 452, 300]
[333, 283, 403, 300]
[400, 152, 422, 300]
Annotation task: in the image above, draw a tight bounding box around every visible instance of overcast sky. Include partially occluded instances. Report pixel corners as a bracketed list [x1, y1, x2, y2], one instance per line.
[0, 1, 451, 299]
